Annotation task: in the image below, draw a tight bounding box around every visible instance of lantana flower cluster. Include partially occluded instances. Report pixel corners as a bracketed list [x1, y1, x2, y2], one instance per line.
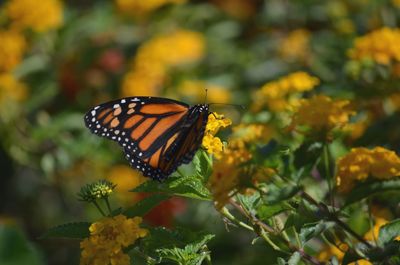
[121, 30, 205, 97]
[80, 214, 148, 265]
[336, 147, 400, 192]
[252, 71, 320, 112]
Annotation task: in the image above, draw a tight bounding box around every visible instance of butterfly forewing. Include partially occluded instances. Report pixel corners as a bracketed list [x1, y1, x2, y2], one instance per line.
[84, 97, 209, 180]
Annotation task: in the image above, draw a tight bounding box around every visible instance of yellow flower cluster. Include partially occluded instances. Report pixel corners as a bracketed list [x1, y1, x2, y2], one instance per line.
[289, 95, 353, 133]
[177, 80, 231, 104]
[336, 147, 400, 192]
[348, 27, 400, 65]
[252, 71, 319, 112]
[201, 112, 232, 158]
[6, 0, 63, 32]
[279, 29, 311, 63]
[0, 73, 27, 103]
[80, 214, 148, 265]
[207, 123, 274, 209]
[0, 30, 26, 72]
[122, 30, 205, 96]
[115, 0, 186, 16]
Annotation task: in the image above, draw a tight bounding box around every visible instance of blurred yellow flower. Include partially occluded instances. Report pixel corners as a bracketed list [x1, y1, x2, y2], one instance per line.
[348, 27, 400, 65]
[207, 123, 274, 209]
[202, 112, 231, 158]
[80, 214, 148, 265]
[279, 29, 311, 63]
[0, 30, 26, 72]
[177, 80, 231, 104]
[336, 147, 400, 192]
[122, 30, 205, 97]
[208, 147, 251, 210]
[289, 95, 353, 133]
[107, 165, 147, 206]
[393, 0, 400, 7]
[252, 72, 319, 112]
[6, 0, 63, 32]
[0, 73, 27, 103]
[115, 0, 186, 17]
[318, 243, 372, 264]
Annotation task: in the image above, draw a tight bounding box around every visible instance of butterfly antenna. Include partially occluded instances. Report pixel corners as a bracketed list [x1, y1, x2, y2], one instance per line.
[209, 102, 246, 110]
[204, 88, 208, 104]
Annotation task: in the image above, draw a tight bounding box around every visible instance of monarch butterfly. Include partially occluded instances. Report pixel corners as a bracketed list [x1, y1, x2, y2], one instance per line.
[84, 97, 209, 180]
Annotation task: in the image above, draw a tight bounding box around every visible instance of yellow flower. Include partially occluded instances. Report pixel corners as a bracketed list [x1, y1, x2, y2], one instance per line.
[6, 0, 63, 32]
[393, 0, 400, 7]
[122, 30, 205, 97]
[177, 80, 231, 104]
[279, 29, 311, 62]
[115, 0, 186, 17]
[0, 30, 26, 72]
[252, 72, 319, 112]
[317, 243, 372, 264]
[80, 214, 148, 265]
[289, 95, 353, 134]
[201, 112, 231, 158]
[348, 27, 400, 65]
[0, 73, 28, 103]
[229, 124, 273, 149]
[107, 165, 147, 206]
[336, 147, 400, 192]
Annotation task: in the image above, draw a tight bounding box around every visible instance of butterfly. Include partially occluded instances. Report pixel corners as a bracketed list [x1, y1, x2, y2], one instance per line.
[84, 97, 209, 180]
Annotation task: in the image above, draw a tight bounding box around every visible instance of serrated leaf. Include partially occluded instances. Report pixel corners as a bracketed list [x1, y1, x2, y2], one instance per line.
[156, 234, 214, 265]
[236, 192, 261, 213]
[257, 202, 291, 221]
[194, 150, 212, 181]
[123, 194, 170, 218]
[288, 252, 301, 265]
[132, 175, 211, 200]
[344, 179, 400, 206]
[41, 222, 90, 239]
[299, 221, 335, 246]
[378, 219, 400, 246]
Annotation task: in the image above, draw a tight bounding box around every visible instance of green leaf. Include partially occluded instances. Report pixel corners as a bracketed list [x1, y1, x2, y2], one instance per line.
[236, 192, 261, 213]
[264, 185, 301, 204]
[288, 252, 301, 265]
[378, 218, 400, 246]
[257, 202, 291, 221]
[293, 141, 323, 170]
[344, 179, 400, 206]
[41, 222, 90, 239]
[0, 224, 44, 265]
[156, 234, 214, 265]
[193, 150, 213, 181]
[299, 221, 335, 246]
[132, 175, 211, 200]
[342, 249, 362, 265]
[123, 194, 170, 218]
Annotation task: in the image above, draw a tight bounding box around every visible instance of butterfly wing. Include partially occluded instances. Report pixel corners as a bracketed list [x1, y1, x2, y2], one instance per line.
[84, 97, 208, 180]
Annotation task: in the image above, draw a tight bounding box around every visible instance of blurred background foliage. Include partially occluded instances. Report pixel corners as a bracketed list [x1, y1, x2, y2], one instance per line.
[2, 0, 400, 264]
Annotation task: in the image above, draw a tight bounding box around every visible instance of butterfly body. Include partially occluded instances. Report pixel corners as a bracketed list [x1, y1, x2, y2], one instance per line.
[84, 97, 209, 180]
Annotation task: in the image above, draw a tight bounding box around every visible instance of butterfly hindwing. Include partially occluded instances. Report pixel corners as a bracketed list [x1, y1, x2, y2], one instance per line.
[84, 97, 209, 180]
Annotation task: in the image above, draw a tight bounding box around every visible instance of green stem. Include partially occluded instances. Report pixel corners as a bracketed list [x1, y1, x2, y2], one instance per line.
[220, 207, 254, 231]
[323, 144, 334, 208]
[92, 201, 106, 217]
[202, 151, 213, 168]
[104, 197, 112, 215]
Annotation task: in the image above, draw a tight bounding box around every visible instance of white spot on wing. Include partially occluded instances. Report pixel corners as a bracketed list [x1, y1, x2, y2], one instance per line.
[91, 110, 96, 116]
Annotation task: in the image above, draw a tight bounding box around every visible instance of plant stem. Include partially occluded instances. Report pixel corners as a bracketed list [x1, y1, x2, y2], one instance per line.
[300, 191, 373, 249]
[229, 198, 324, 265]
[92, 201, 106, 217]
[220, 207, 254, 231]
[104, 197, 112, 215]
[323, 144, 335, 209]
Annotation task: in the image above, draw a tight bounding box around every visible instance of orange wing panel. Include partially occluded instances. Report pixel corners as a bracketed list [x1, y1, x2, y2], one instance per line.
[139, 112, 185, 151]
[141, 103, 188, 114]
